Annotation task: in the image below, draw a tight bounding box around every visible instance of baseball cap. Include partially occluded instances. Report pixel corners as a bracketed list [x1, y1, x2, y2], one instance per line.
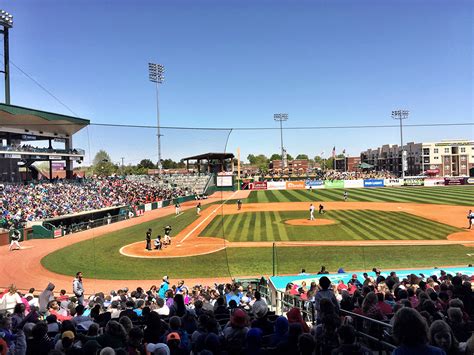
[167, 332, 181, 342]
[146, 343, 170, 355]
[352, 274, 357, 279]
[62, 331, 75, 340]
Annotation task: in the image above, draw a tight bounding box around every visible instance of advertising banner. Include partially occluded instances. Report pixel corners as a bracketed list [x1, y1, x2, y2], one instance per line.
[466, 178, 474, 185]
[286, 181, 305, 190]
[343, 180, 364, 188]
[53, 229, 62, 238]
[267, 181, 287, 190]
[404, 178, 425, 186]
[324, 180, 344, 189]
[444, 177, 466, 186]
[384, 178, 403, 187]
[363, 179, 384, 188]
[157, 201, 163, 209]
[52, 162, 65, 170]
[424, 178, 445, 187]
[251, 181, 268, 190]
[304, 180, 325, 189]
[144, 203, 152, 212]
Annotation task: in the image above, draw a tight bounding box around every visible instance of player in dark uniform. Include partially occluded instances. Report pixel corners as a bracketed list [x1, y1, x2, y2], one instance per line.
[237, 199, 242, 210]
[319, 204, 325, 214]
[145, 228, 152, 251]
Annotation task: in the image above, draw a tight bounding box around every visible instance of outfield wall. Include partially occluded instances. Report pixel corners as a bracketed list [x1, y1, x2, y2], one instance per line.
[241, 177, 473, 190]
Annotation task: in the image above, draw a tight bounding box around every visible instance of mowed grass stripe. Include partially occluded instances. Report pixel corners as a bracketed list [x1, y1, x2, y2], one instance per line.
[343, 210, 392, 240]
[228, 213, 244, 241]
[362, 210, 425, 240]
[238, 212, 253, 242]
[280, 189, 301, 202]
[388, 212, 458, 239]
[397, 188, 474, 204]
[263, 211, 272, 241]
[328, 211, 364, 240]
[373, 187, 470, 205]
[334, 212, 372, 240]
[383, 212, 441, 240]
[266, 190, 281, 203]
[347, 210, 404, 240]
[204, 214, 225, 237]
[347, 188, 402, 203]
[273, 211, 289, 241]
[254, 211, 262, 242]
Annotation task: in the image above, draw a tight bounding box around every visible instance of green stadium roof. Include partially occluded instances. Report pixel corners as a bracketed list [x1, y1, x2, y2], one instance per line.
[0, 103, 90, 136]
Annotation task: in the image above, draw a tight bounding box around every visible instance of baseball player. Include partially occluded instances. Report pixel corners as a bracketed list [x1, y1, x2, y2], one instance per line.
[196, 202, 201, 216]
[175, 202, 181, 215]
[163, 225, 172, 246]
[237, 199, 242, 210]
[154, 235, 162, 250]
[145, 228, 152, 251]
[309, 204, 315, 221]
[9, 228, 21, 251]
[319, 204, 325, 214]
[343, 191, 348, 202]
[468, 210, 474, 229]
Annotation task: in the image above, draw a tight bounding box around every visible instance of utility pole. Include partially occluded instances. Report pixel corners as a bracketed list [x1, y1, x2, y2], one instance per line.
[121, 157, 124, 176]
[148, 62, 165, 175]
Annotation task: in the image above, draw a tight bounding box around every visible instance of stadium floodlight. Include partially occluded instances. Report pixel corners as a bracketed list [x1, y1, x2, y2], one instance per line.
[391, 109, 410, 179]
[0, 9, 12, 104]
[148, 62, 165, 174]
[0, 10, 13, 28]
[274, 113, 289, 170]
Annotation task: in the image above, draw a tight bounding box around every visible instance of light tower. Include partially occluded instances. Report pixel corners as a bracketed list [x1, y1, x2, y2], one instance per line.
[274, 113, 288, 170]
[0, 9, 13, 104]
[391, 109, 409, 178]
[148, 62, 165, 175]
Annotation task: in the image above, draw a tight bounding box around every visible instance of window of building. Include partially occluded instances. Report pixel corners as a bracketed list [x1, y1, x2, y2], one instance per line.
[434, 148, 438, 153]
[434, 156, 439, 160]
[423, 148, 429, 155]
[444, 148, 450, 154]
[460, 147, 466, 153]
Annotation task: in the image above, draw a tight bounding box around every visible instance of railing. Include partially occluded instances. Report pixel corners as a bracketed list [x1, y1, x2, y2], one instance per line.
[60, 214, 128, 235]
[272, 290, 397, 353]
[0, 145, 85, 155]
[340, 309, 397, 353]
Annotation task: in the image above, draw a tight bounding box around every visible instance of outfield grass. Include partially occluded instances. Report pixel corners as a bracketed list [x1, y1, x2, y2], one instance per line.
[42, 243, 474, 279]
[246, 186, 474, 205]
[199, 210, 460, 242]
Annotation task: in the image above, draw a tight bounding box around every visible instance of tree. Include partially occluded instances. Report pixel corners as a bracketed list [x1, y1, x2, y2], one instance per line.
[92, 150, 112, 166]
[137, 159, 155, 169]
[269, 154, 282, 161]
[314, 156, 323, 164]
[296, 154, 309, 160]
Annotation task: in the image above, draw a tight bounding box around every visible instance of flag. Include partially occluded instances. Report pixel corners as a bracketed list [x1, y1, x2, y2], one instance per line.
[342, 149, 346, 155]
[320, 151, 324, 157]
[332, 146, 336, 158]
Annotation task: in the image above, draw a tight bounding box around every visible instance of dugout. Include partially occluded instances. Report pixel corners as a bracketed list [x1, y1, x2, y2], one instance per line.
[0, 103, 89, 182]
[34, 205, 129, 238]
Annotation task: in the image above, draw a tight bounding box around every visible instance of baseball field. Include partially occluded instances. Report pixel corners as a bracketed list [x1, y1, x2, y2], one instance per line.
[34, 186, 474, 283]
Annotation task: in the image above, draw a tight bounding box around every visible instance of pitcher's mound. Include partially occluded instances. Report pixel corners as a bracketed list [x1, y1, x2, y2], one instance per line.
[284, 219, 336, 226]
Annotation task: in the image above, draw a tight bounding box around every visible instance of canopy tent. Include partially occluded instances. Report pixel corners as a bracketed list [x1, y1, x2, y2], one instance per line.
[357, 162, 374, 169]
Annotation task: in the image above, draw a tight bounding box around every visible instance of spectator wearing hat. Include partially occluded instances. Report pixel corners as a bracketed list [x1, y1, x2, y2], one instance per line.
[349, 274, 363, 289]
[167, 332, 186, 355]
[223, 309, 249, 352]
[287, 307, 310, 333]
[147, 342, 171, 355]
[251, 299, 273, 336]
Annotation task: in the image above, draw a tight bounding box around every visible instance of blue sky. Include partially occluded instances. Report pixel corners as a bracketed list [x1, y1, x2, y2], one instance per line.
[1, 0, 472, 164]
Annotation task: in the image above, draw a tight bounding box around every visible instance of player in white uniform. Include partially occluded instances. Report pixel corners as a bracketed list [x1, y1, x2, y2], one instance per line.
[468, 209, 474, 229]
[9, 228, 21, 251]
[343, 191, 348, 202]
[175, 202, 181, 215]
[309, 204, 315, 221]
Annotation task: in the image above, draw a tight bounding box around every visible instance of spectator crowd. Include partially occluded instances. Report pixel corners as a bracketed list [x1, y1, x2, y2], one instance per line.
[0, 178, 189, 229]
[0, 268, 473, 354]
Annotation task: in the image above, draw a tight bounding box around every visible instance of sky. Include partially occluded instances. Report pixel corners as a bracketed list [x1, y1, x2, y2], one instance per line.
[1, 0, 472, 165]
